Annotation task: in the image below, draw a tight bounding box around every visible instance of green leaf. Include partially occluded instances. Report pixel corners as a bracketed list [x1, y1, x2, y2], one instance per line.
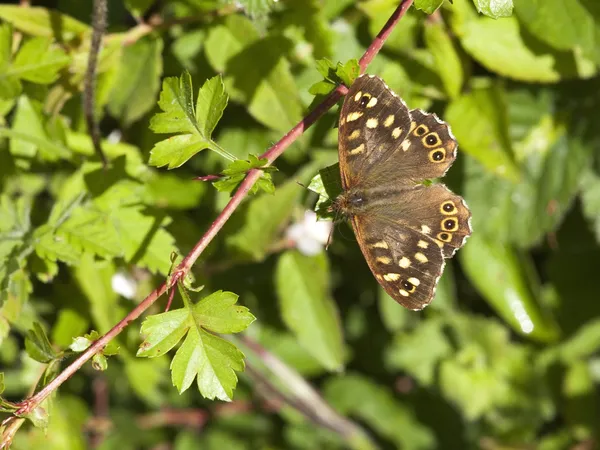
[324, 374, 435, 449]
[514, 0, 595, 54]
[451, 6, 594, 82]
[385, 317, 452, 386]
[414, 0, 444, 14]
[461, 233, 560, 342]
[206, 17, 302, 131]
[138, 290, 254, 400]
[124, 0, 155, 17]
[280, 0, 333, 60]
[108, 36, 163, 126]
[581, 170, 600, 243]
[149, 73, 233, 168]
[213, 155, 276, 195]
[307, 163, 342, 219]
[314, 58, 359, 87]
[204, 15, 259, 73]
[109, 206, 177, 276]
[276, 251, 345, 371]
[472, 0, 514, 18]
[25, 322, 58, 363]
[463, 128, 591, 247]
[446, 83, 519, 181]
[196, 73, 229, 138]
[424, 21, 463, 99]
[0, 6, 89, 41]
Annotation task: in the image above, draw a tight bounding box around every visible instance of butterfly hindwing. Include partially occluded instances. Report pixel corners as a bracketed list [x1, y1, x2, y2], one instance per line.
[352, 216, 445, 310]
[388, 184, 472, 258]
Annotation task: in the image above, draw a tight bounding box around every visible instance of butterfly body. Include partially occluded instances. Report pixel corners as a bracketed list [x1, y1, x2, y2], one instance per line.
[333, 75, 472, 310]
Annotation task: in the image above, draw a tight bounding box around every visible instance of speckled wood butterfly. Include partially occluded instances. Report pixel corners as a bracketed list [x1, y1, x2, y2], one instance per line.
[333, 74, 472, 310]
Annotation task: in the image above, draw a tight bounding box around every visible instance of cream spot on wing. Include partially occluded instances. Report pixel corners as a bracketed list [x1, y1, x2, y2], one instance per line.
[372, 241, 388, 249]
[349, 143, 365, 155]
[399, 257, 411, 268]
[347, 112, 363, 122]
[366, 118, 378, 128]
[409, 121, 416, 133]
[377, 256, 392, 264]
[417, 240, 429, 249]
[392, 127, 402, 139]
[383, 273, 400, 281]
[408, 277, 420, 286]
[399, 289, 409, 297]
[415, 252, 428, 263]
[384, 115, 394, 127]
[340, 117, 346, 126]
[366, 97, 378, 108]
[434, 239, 444, 248]
[354, 91, 362, 102]
[421, 225, 431, 234]
[375, 274, 383, 280]
[348, 129, 361, 140]
[401, 140, 411, 151]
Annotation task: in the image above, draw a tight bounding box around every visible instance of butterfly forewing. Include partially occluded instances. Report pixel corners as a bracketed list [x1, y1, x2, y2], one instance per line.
[335, 74, 472, 308]
[338, 75, 412, 189]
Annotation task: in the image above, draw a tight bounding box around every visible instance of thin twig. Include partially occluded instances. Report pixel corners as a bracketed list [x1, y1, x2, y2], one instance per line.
[84, 0, 108, 167]
[239, 336, 375, 449]
[10, 0, 414, 433]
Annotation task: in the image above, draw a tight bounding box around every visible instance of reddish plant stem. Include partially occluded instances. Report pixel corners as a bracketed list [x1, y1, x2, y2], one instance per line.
[11, 0, 414, 422]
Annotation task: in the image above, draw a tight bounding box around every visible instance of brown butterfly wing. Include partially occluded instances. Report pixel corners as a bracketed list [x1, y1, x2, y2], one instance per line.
[351, 214, 445, 310]
[336, 74, 472, 309]
[338, 75, 458, 191]
[338, 75, 412, 190]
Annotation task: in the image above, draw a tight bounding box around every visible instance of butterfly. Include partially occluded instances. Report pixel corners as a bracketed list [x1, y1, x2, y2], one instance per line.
[332, 74, 472, 310]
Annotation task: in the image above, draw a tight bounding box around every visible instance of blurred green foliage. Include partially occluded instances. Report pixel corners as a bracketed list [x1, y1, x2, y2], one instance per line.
[1, 0, 600, 449]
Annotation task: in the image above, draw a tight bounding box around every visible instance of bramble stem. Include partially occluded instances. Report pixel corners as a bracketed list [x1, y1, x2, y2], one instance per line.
[9, 0, 414, 440]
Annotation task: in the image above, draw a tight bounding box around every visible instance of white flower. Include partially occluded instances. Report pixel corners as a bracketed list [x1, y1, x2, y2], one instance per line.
[111, 271, 137, 299]
[286, 210, 333, 256]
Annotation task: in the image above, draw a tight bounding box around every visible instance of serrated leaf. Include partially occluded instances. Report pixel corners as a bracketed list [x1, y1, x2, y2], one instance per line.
[193, 291, 256, 333]
[138, 290, 254, 400]
[25, 322, 58, 363]
[276, 251, 344, 371]
[34, 224, 81, 266]
[196, 74, 229, 138]
[149, 73, 233, 168]
[108, 35, 163, 126]
[57, 208, 122, 259]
